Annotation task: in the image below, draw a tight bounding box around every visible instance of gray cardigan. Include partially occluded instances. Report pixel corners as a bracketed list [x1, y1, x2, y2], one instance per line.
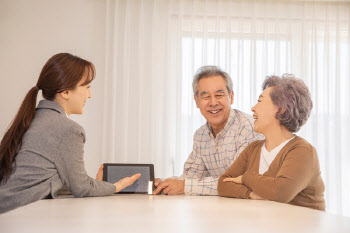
[0, 100, 115, 213]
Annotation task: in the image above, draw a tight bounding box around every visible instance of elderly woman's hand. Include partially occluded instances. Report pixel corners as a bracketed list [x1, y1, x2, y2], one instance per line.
[223, 175, 242, 184]
[249, 192, 265, 200]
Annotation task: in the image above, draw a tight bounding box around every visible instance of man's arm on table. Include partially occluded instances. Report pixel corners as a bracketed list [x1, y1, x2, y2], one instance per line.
[154, 142, 219, 195]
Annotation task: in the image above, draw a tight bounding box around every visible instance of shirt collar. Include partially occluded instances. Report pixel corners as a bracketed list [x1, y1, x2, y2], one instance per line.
[36, 100, 67, 117]
[206, 108, 236, 138]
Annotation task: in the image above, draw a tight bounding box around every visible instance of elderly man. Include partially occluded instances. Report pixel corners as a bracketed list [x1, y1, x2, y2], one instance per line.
[153, 66, 262, 195]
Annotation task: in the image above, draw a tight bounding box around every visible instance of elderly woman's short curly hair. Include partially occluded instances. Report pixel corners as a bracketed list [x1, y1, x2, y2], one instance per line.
[262, 74, 313, 133]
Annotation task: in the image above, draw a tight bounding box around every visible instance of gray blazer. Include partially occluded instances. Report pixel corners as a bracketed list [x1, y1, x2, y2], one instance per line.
[0, 100, 115, 213]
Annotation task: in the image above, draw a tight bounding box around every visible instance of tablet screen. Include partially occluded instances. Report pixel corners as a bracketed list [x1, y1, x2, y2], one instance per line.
[103, 164, 154, 193]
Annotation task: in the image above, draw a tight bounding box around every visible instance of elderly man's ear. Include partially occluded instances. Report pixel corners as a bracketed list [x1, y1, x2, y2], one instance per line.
[230, 91, 234, 104]
[194, 94, 199, 108]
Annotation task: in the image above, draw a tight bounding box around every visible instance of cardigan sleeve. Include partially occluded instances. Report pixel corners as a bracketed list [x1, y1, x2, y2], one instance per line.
[55, 125, 116, 197]
[217, 144, 253, 199]
[242, 146, 314, 203]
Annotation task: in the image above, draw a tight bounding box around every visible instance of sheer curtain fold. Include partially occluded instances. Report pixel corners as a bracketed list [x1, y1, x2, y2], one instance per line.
[103, 0, 178, 178]
[104, 0, 350, 217]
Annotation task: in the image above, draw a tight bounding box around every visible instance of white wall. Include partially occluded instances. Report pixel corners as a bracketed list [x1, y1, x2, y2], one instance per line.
[0, 0, 107, 176]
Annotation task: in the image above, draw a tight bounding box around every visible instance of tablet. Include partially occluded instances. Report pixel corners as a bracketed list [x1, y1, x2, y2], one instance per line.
[103, 163, 155, 194]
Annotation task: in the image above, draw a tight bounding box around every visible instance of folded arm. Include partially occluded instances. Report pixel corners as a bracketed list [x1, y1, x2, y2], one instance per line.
[242, 146, 314, 203]
[217, 145, 252, 199]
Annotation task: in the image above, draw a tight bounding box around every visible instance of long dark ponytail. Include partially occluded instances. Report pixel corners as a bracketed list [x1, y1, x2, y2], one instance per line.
[0, 53, 95, 184]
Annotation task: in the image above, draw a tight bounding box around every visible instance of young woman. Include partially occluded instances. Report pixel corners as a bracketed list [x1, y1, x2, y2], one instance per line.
[217, 75, 325, 211]
[0, 53, 140, 213]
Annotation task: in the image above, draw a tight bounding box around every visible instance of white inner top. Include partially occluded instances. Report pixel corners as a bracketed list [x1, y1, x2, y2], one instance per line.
[259, 137, 295, 175]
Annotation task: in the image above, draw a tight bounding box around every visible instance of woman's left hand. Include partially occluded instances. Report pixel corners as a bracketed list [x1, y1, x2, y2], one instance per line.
[96, 164, 104, 181]
[249, 192, 265, 200]
[223, 175, 242, 184]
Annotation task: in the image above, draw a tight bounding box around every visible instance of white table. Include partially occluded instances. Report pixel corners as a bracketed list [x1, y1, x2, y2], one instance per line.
[1, 194, 349, 233]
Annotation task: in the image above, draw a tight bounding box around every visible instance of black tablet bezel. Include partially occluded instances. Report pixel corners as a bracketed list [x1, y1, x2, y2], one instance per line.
[102, 163, 155, 194]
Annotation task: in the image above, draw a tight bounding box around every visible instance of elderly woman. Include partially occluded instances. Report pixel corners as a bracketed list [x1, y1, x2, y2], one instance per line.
[217, 74, 325, 211]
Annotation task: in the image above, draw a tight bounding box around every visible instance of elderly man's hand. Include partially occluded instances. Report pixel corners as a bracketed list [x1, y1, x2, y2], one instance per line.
[154, 178, 163, 187]
[153, 179, 184, 195]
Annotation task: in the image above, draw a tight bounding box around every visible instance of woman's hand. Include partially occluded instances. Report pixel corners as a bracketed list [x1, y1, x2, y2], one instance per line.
[114, 173, 141, 192]
[96, 164, 104, 181]
[223, 175, 242, 184]
[223, 176, 265, 200]
[249, 192, 265, 200]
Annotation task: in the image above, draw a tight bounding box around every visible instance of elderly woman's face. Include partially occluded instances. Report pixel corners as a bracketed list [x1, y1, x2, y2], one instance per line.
[251, 87, 280, 135]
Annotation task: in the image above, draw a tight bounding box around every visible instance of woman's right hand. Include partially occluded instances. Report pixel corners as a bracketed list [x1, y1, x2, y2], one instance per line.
[114, 173, 141, 193]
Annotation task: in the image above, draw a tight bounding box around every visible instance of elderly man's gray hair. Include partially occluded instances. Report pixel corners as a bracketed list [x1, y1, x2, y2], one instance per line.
[192, 66, 233, 97]
[263, 74, 313, 133]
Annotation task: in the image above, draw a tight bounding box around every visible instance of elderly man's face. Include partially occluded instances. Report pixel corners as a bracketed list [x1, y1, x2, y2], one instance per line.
[195, 75, 233, 135]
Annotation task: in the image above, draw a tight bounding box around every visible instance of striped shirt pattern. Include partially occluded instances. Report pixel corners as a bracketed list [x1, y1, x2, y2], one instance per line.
[178, 109, 263, 196]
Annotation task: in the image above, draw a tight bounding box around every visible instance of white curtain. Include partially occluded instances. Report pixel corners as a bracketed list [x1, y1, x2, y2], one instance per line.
[103, 0, 350, 217]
